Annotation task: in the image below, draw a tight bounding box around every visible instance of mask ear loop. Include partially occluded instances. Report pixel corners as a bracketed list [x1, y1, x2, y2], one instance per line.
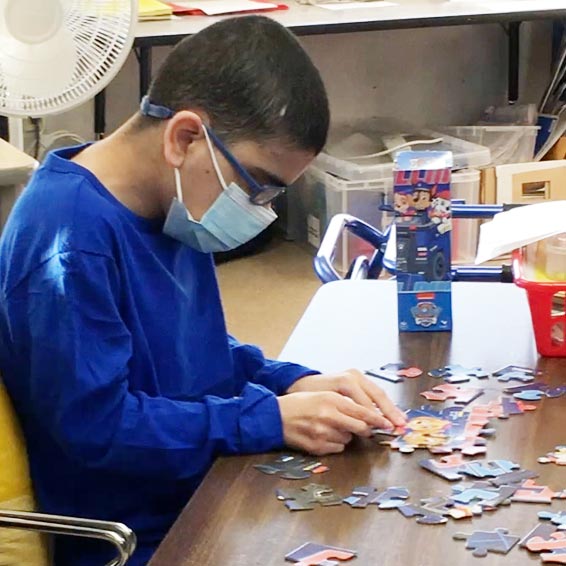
[202, 125, 229, 191]
[173, 168, 184, 202]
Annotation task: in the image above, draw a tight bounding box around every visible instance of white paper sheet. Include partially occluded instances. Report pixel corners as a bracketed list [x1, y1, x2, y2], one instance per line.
[173, 0, 277, 15]
[475, 201, 566, 264]
[318, 1, 396, 10]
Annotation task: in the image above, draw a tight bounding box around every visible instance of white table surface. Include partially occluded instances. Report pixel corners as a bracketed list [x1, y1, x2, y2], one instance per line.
[279, 280, 537, 378]
[136, 0, 566, 40]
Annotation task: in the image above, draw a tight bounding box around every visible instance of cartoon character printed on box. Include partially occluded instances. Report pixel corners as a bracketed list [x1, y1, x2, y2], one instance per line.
[429, 191, 452, 235]
[394, 189, 414, 220]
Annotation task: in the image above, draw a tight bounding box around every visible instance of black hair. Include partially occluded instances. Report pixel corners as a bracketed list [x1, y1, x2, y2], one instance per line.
[143, 15, 329, 153]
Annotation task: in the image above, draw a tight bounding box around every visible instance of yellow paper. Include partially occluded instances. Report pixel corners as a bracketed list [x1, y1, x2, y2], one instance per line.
[139, 0, 173, 20]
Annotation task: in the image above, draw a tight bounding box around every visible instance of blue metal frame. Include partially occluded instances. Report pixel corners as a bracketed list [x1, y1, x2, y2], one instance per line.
[314, 204, 512, 284]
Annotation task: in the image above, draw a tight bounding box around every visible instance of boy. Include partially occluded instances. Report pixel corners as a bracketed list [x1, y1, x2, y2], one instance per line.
[0, 16, 405, 566]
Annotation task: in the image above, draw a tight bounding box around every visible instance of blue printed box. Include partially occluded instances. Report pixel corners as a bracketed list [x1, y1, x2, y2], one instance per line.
[394, 151, 453, 332]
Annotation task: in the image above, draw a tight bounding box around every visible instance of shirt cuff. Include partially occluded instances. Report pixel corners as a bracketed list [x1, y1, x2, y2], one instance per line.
[238, 383, 286, 453]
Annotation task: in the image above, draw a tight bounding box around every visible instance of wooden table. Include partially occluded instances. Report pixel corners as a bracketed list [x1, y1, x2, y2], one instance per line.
[150, 281, 566, 566]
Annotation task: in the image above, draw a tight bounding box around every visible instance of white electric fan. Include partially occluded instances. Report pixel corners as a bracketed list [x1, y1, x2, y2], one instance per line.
[0, 0, 138, 149]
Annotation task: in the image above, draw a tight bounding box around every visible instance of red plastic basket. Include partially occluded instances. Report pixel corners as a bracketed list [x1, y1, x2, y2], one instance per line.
[513, 248, 566, 357]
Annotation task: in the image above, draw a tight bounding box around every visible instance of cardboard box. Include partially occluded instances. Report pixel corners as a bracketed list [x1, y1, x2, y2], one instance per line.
[394, 151, 453, 332]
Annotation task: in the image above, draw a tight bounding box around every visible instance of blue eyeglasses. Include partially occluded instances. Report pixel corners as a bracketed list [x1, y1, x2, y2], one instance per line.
[140, 96, 287, 206]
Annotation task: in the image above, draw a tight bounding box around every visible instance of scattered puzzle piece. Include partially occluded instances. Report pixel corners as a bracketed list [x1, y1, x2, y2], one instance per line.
[420, 384, 484, 405]
[366, 367, 403, 383]
[539, 446, 566, 466]
[539, 512, 566, 530]
[254, 454, 328, 480]
[451, 483, 515, 508]
[396, 503, 447, 525]
[545, 386, 566, 399]
[514, 390, 546, 401]
[526, 531, 566, 553]
[488, 469, 539, 487]
[453, 528, 520, 557]
[520, 523, 558, 548]
[541, 548, 566, 563]
[511, 479, 566, 504]
[342, 486, 409, 509]
[493, 365, 536, 377]
[285, 542, 357, 565]
[504, 382, 548, 394]
[419, 454, 519, 482]
[277, 484, 343, 511]
[419, 495, 482, 520]
[429, 365, 489, 383]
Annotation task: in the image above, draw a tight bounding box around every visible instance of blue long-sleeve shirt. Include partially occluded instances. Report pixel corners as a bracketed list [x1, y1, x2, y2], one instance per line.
[0, 146, 317, 566]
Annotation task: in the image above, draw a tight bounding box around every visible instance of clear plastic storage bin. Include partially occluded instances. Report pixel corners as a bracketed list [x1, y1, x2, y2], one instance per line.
[287, 165, 390, 273]
[446, 125, 539, 166]
[315, 119, 491, 182]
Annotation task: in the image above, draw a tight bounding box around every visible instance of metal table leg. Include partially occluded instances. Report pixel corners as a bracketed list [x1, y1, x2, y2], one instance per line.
[508, 21, 522, 104]
[94, 90, 106, 140]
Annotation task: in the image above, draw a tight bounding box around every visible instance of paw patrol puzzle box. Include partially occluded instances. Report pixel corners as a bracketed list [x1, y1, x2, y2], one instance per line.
[393, 151, 453, 332]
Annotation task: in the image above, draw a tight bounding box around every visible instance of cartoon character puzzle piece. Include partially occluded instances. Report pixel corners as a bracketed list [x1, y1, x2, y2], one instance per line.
[525, 531, 566, 553]
[254, 454, 328, 480]
[285, 542, 357, 566]
[420, 383, 484, 405]
[419, 495, 482, 520]
[342, 487, 409, 509]
[276, 484, 343, 511]
[395, 503, 448, 525]
[453, 528, 520, 557]
[538, 446, 566, 466]
[541, 548, 566, 564]
[381, 363, 423, 378]
[428, 365, 489, 384]
[380, 406, 493, 456]
[471, 396, 537, 420]
[514, 390, 546, 401]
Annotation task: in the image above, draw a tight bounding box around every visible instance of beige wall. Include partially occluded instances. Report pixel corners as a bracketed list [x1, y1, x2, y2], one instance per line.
[44, 21, 552, 140]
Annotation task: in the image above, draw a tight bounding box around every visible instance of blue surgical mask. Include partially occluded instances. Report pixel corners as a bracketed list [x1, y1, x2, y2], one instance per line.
[163, 126, 277, 253]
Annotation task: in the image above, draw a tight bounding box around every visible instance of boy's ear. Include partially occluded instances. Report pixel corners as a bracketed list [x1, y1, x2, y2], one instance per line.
[163, 111, 205, 168]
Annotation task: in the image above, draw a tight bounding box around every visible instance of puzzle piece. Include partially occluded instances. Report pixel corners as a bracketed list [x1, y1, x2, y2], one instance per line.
[495, 371, 535, 383]
[473, 396, 537, 420]
[396, 503, 447, 525]
[514, 390, 546, 401]
[526, 531, 566, 553]
[520, 523, 558, 548]
[419, 455, 519, 482]
[419, 495, 482, 520]
[429, 365, 489, 383]
[366, 368, 403, 383]
[277, 484, 343, 511]
[493, 365, 537, 378]
[451, 483, 515, 508]
[511, 479, 566, 504]
[420, 384, 484, 405]
[453, 528, 520, 557]
[541, 548, 566, 563]
[254, 454, 328, 480]
[488, 469, 538, 487]
[381, 406, 493, 456]
[285, 542, 357, 565]
[342, 486, 409, 509]
[545, 386, 566, 399]
[539, 512, 566, 530]
[504, 382, 549, 394]
[539, 446, 566, 466]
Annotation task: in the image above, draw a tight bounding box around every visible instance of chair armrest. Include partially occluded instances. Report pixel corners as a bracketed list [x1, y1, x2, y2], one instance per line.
[0, 510, 136, 566]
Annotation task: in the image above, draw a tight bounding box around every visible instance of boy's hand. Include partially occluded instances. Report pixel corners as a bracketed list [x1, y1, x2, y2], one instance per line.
[277, 391, 388, 456]
[286, 369, 407, 430]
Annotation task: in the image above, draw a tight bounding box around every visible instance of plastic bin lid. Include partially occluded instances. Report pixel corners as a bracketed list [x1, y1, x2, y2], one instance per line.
[315, 118, 491, 182]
